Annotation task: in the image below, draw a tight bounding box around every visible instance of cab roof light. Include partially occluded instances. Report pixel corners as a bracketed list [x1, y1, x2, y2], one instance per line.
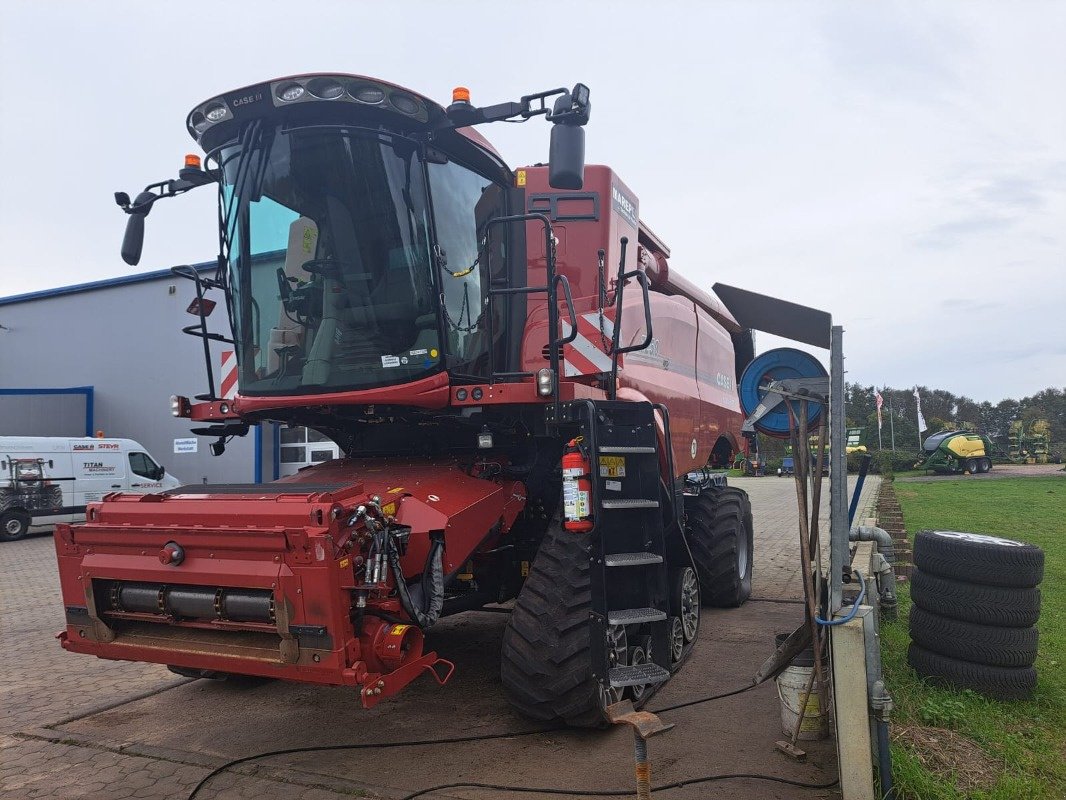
[452, 86, 471, 104]
[184, 154, 202, 170]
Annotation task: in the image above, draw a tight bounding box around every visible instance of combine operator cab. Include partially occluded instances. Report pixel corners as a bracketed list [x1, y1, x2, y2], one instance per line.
[56, 74, 754, 726]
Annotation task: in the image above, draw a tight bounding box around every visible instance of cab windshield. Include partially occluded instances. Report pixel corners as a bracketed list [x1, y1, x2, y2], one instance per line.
[217, 124, 480, 395]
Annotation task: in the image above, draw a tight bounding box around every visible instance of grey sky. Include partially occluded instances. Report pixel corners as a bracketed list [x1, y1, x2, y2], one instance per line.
[1, 1, 1063, 402]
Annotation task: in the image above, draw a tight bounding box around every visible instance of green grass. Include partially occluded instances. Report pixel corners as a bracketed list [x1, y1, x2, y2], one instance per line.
[883, 477, 1066, 799]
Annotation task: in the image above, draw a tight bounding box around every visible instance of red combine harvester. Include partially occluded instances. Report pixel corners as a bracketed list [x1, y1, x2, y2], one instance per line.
[55, 74, 756, 725]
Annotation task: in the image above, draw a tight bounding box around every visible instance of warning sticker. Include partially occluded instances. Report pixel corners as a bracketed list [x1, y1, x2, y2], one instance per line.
[605, 479, 622, 492]
[410, 348, 428, 356]
[381, 355, 400, 368]
[516, 169, 527, 187]
[598, 456, 626, 478]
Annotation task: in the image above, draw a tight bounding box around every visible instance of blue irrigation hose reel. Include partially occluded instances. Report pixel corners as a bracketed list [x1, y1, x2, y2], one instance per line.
[739, 348, 829, 438]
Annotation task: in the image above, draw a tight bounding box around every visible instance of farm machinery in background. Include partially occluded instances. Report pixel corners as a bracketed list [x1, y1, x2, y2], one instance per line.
[1008, 419, 1052, 464]
[914, 430, 995, 474]
[54, 74, 757, 725]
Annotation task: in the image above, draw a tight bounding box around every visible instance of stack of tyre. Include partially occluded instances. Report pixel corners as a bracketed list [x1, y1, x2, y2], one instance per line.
[908, 530, 1044, 700]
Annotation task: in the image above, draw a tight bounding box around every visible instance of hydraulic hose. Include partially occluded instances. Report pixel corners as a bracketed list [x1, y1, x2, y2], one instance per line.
[389, 535, 444, 629]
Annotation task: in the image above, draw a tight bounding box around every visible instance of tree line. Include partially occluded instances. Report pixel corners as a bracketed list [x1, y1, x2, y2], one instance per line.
[844, 384, 1065, 455]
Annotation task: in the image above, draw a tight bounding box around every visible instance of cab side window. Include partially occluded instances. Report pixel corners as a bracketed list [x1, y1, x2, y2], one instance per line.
[129, 452, 159, 479]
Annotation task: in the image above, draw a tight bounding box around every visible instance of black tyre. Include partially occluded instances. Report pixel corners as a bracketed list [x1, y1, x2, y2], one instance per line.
[684, 487, 753, 607]
[914, 530, 1044, 588]
[910, 569, 1040, 627]
[978, 458, 992, 473]
[909, 606, 1038, 668]
[501, 522, 606, 727]
[907, 644, 1036, 700]
[0, 510, 31, 542]
[964, 458, 978, 474]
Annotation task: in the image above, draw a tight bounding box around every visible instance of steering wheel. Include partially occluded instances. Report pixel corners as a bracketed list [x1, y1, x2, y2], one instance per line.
[301, 259, 372, 281]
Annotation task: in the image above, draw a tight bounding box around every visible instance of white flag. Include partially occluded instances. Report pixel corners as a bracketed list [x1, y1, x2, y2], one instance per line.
[913, 389, 927, 433]
[875, 391, 884, 431]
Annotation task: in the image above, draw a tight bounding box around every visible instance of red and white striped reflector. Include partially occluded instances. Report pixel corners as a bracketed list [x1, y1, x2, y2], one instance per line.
[220, 350, 238, 400]
[560, 313, 615, 377]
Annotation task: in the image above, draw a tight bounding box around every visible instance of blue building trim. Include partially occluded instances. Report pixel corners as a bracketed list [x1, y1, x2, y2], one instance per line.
[0, 260, 217, 307]
[0, 386, 94, 435]
[253, 424, 263, 484]
[272, 423, 281, 481]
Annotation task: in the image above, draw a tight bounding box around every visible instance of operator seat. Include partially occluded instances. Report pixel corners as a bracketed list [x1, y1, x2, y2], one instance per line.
[266, 217, 318, 377]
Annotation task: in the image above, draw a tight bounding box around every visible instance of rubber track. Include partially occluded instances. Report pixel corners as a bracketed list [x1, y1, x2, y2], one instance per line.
[684, 487, 753, 607]
[908, 606, 1038, 667]
[910, 569, 1041, 628]
[500, 524, 605, 727]
[907, 643, 1036, 700]
[914, 529, 1044, 588]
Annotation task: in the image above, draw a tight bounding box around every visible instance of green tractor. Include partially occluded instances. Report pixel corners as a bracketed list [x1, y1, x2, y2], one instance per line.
[914, 430, 995, 475]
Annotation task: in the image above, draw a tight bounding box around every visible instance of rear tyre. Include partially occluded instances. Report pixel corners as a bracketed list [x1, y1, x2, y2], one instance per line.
[909, 606, 1038, 667]
[964, 458, 978, 474]
[907, 644, 1036, 700]
[978, 458, 991, 473]
[501, 522, 607, 727]
[913, 530, 1044, 588]
[0, 510, 31, 542]
[684, 487, 753, 607]
[910, 570, 1040, 627]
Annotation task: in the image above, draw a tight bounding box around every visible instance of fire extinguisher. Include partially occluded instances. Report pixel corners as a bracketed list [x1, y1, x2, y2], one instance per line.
[562, 437, 594, 532]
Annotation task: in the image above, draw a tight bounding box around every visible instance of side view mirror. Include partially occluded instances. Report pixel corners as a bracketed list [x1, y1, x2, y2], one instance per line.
[152, 466, 165, 481]
[548, 123, 585, 190]
[120, 190, 157, 266]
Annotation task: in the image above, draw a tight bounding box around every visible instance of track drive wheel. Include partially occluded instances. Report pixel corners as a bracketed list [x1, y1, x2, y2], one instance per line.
[500, 521, 609, 727]
[684, 487, 753, 607]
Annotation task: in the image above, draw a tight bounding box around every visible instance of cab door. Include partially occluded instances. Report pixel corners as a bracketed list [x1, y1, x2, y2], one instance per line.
[128, 450, 164, 492]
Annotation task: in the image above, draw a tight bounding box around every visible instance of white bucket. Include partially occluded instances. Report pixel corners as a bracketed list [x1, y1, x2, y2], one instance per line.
[776, 664, 829, 740]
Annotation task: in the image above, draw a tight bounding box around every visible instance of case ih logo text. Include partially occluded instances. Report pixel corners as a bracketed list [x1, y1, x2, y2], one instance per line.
[232, 92, 263, 108]
[72, 444, 94, 451]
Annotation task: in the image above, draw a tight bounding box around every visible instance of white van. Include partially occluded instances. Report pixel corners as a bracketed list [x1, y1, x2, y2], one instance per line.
[0, 437, 181, 541]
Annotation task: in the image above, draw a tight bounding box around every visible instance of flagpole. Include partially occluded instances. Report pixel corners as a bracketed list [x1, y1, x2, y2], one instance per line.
[876, 388, 883, 450]
[889, 395, 896, 452]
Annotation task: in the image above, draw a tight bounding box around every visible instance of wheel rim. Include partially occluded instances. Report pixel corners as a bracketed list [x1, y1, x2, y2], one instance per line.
[629, 647, 647, 701]
[605, 625, 628, 703]
[680, 567, 699, 642]
[4, 518, 22, 535]
[737, 523, 750, 580]
[669, 617, 684, 663]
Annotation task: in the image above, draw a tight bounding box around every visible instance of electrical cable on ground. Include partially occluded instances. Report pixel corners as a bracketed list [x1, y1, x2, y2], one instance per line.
[187, 677, 829, 799]
[400, 774, 840, 799]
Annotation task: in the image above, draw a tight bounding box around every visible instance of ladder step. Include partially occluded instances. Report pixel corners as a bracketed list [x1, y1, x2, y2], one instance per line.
[598, 446, 656, 454]
[604, 552, 664, 567]
[609, 663, 671, 688]
[607, 608, 668, 626]
[601, 499, 660, 510]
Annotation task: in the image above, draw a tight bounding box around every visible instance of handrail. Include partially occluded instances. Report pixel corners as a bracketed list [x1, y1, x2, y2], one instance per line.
[171, 265, 234, 401]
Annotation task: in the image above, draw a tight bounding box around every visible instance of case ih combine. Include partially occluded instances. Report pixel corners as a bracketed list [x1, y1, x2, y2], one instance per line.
[54, 74, 755, 726]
